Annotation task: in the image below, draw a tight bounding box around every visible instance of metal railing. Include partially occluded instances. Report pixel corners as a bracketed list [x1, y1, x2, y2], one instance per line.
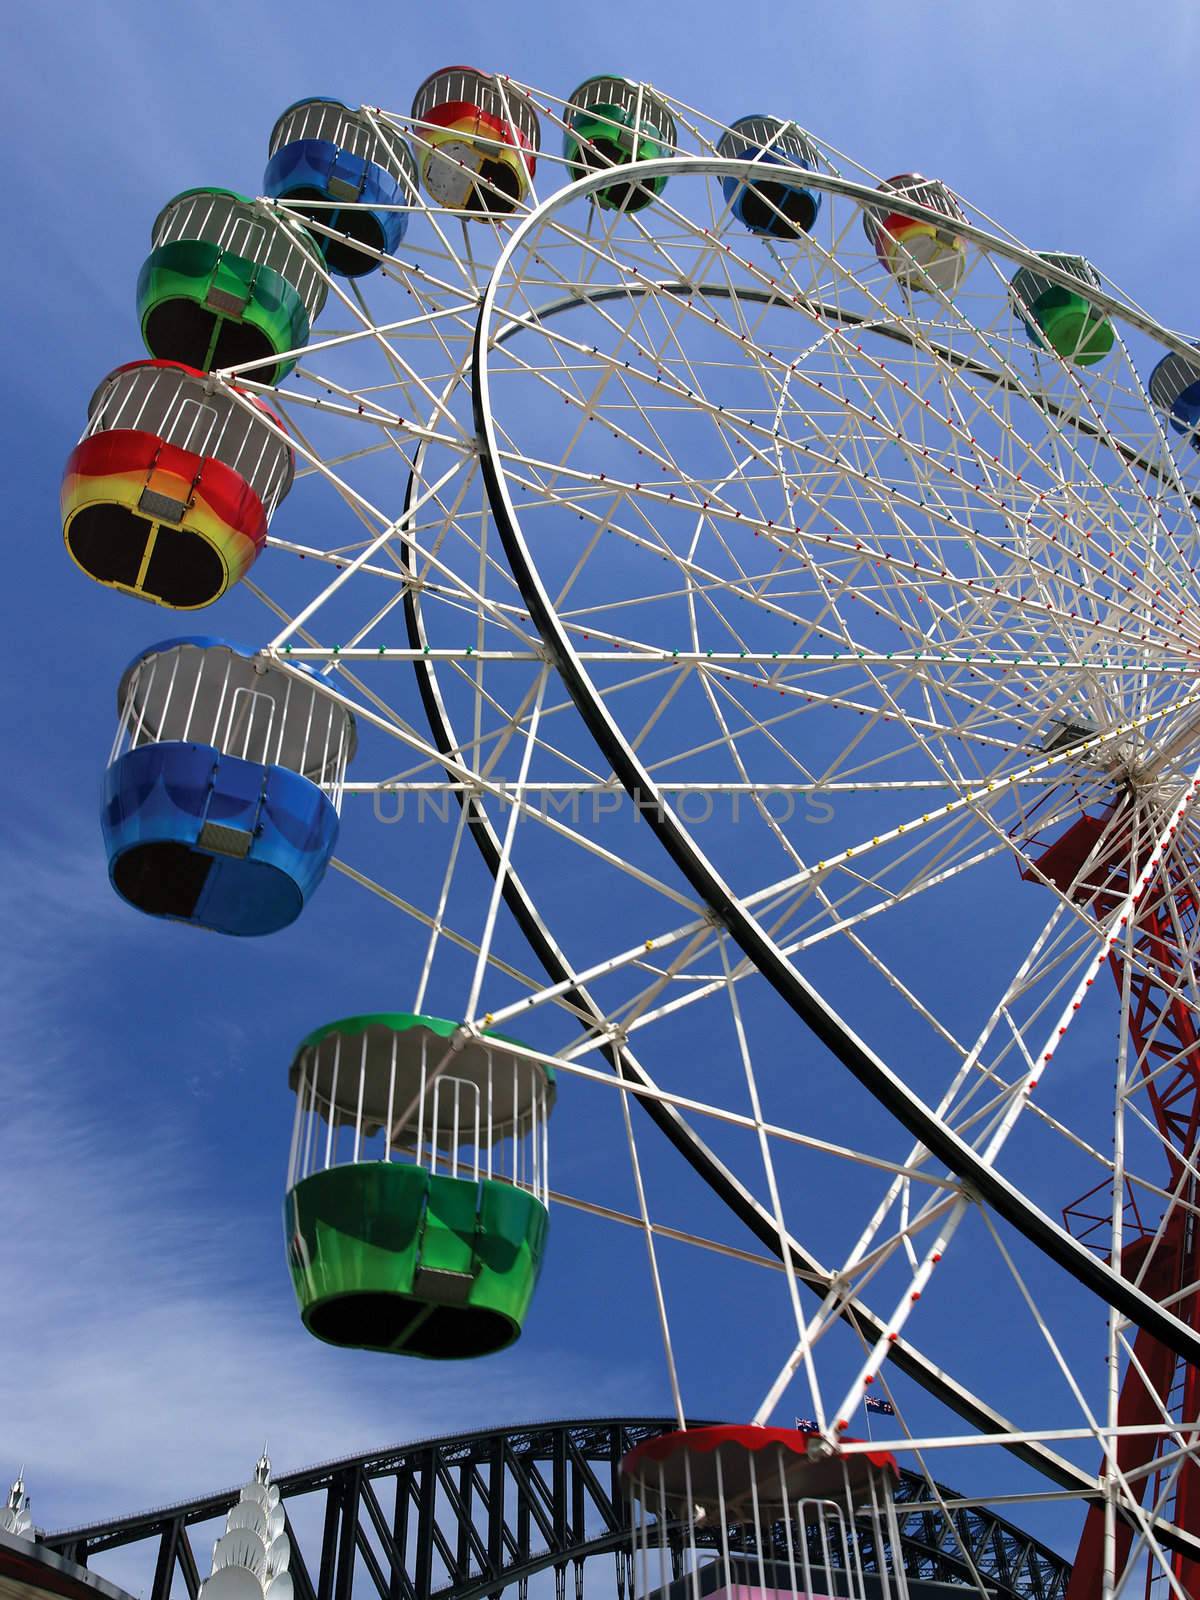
[84, 364, 293, 517]
[269, 100, 416, 185]
[287, 1029, 552, 1206]
[152, 191, 327, 327]
[111, 642, 354, 799]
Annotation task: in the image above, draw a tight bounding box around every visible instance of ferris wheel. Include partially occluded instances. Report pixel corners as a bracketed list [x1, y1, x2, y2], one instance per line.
[56, 66, 1200, 1600]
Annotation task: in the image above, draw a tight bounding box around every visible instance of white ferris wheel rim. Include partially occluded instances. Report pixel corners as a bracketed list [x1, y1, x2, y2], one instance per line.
[467, 149, 1200, 1370]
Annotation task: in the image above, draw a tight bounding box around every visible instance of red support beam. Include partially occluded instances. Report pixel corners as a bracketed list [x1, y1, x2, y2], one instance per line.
[1064, 1226, 1200, 1598]
[1031, 812, 1200, 1596]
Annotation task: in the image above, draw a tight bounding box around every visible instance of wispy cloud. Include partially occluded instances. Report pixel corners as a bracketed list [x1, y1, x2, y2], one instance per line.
[0, 835, 656, 1540]
[1, 1023, 650, 1538]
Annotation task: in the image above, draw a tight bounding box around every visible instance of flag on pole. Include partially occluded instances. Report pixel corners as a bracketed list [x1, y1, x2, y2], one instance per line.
[794, 1417, 819, 1432]
[864, 1396, 895, 1416]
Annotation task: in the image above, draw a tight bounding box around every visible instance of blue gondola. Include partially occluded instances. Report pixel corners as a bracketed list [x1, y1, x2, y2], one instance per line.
[716, 116, 823, 239]
[1149, 346, 1200, 447]
[102, 638, 356, 936]
[264, 98, 417, 276]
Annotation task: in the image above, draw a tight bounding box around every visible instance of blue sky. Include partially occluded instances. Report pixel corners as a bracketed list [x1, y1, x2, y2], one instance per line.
[4, 0, 1200, 1581]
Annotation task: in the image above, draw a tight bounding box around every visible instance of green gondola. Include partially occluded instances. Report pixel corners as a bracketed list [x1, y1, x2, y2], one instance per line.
[138, 189, 327, 383]
[285, 1012, 555, 1358]
[562, 75, 676, 212]
[1010, 252, 1115, 367]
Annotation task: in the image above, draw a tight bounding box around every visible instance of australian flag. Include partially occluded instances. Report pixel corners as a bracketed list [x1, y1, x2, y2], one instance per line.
[864, 1396, 896, 1416]
[794, 1417, 819, 1432]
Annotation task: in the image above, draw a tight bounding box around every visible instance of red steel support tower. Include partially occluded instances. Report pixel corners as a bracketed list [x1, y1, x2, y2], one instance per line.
[1030, 807, 1200, 1597]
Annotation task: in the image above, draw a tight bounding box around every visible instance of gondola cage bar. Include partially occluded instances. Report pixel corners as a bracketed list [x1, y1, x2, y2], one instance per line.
[622, 1424, 909, 1600]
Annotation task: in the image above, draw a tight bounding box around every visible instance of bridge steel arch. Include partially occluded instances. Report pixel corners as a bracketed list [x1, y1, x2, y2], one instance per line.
[37, 1418, 1071, 1600]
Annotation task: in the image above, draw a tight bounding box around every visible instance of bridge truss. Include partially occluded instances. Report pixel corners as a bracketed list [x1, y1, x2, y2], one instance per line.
[38, 1418, 1072, 1600]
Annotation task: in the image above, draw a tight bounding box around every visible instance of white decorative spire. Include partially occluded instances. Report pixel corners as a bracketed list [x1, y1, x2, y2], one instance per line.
[2, 1472, 33, 1541]
[199, 1454, 292, 1600]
